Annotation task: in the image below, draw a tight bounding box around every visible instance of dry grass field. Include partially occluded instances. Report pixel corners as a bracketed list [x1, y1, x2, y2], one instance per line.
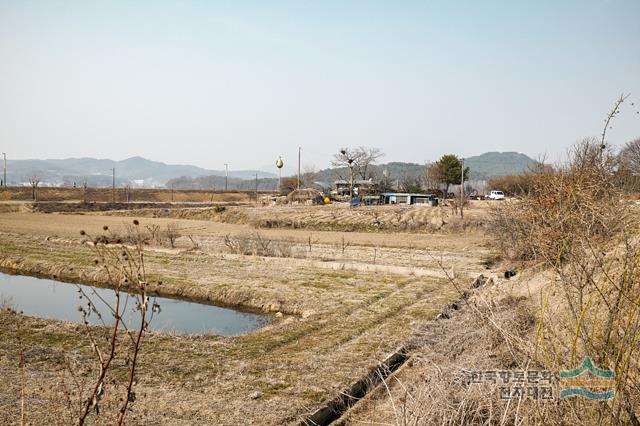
[0, 202, 498, 425]
[0, 186, 259, 203]
[99, 200, 492, 233]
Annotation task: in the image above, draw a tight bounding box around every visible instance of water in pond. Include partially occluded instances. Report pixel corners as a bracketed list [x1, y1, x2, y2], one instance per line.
[0, 273, 268, 336]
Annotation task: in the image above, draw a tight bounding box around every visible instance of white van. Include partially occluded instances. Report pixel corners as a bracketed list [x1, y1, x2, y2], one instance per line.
[487, 190, 505, 200]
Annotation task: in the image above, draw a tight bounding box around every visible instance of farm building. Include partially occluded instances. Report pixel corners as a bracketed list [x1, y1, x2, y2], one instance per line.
[332, 179, 374, 196]
[380, 192, 438, 206]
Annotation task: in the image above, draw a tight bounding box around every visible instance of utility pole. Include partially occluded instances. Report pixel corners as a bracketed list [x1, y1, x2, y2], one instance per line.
[111, 168, 115, 203]
[297, 147, 301, 190]
[2, 152, 6, 187]
[460, 158, 464, 219]
[224, 163, 229, 192]
[255, 173, 258, 207]
[349, 160, 354, 202]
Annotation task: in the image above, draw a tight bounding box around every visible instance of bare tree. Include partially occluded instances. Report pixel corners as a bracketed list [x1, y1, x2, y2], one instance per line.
[354, 146, 383, 179]
[82, 179, 88, 204]
[620, 137, 640, 175]
[164, 223, 181, 248]
[400, 171, 423, 193]
[332, 147, 384, 180]
[332, 146, 384, 199]
[332, 148, 358, 200]
[29, 176, 40, 201]
[423, 163, 443, 194]
[600, 93, 630, 148]
[331, 148, 359, 173]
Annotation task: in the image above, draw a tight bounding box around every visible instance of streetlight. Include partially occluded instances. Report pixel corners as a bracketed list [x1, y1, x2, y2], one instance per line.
[276, 156, 284, 193]
[224, 163, 229, 192]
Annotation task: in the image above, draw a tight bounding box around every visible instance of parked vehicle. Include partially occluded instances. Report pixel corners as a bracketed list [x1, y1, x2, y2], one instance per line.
[487, 190, 505, 200]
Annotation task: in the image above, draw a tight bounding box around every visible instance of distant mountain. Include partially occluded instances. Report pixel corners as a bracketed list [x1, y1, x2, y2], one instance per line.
[464, 152, 538, 180]
[313, 152, 537, 183]
[3, 157, 276, 187]
[166, 175, 278, 191]
[3, 152, 536, 188]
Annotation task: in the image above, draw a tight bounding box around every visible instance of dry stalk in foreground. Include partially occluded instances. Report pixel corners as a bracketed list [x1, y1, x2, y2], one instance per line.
[71, 220, 160, 425]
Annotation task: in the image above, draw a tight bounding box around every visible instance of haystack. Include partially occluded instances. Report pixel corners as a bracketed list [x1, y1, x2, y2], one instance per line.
[287, 188, 324, 205]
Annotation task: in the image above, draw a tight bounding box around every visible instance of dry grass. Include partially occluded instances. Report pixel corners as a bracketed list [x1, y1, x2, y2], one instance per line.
[338, 273, 542, 426]
[341, 141, 640, 426]
[0, 187, 257, 203]
[0, 210, 494, 425]
[100, 202, 491, 233]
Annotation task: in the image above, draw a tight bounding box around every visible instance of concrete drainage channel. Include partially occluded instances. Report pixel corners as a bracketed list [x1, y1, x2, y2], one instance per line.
[300, 274, 490, 426]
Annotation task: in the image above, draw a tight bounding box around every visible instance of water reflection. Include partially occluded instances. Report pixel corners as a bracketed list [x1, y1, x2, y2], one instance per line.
[0, 273, 268, 336]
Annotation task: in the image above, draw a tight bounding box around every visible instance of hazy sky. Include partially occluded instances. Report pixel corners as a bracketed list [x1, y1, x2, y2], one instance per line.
[1, 0, 639, 172]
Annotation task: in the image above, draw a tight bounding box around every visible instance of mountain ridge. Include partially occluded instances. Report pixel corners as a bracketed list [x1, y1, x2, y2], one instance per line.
[3, 151, 537, 187]
[312, 151, 537, 183]
[3, 156, 277, 186]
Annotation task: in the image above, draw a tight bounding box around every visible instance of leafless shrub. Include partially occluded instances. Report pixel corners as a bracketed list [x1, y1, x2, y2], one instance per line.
[100, 223, 181, 248]
[491, 139, 620, 262]
[116, 224, 151, 245]
[487, 173, 534, 196]
[186, 235, 200, 251]
[163, 222, 181, 248]
[68, 221, 159, 425]
[29, 176, 40, 202]
[223, 233, 295, 258]
[253, 232, 271, 254]
[145, 224, 162, 243]
[448, 195, 469, 216]
[307, 234, 320, 253]
[271, 240, 294, 258]
[223, 233, 253, 255]
[490, 137, 640, 424]
[340, 235, 350, 255]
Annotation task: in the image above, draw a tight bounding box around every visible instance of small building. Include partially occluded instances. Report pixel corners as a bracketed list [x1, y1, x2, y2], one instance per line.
[333, 179, 374, 196]
[380, 192, 438, 206]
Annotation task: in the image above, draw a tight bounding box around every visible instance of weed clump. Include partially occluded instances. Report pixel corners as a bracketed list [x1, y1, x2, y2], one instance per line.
[491, 138, 640, 424]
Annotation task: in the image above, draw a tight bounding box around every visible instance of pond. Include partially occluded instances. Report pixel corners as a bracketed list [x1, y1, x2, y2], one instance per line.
[0, 272, 269, 336]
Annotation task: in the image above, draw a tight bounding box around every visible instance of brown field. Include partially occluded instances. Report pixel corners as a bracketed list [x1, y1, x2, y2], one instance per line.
[0, 186, 264, 203]
[99, 200, 494, 233]
[0, 202, 498, 425]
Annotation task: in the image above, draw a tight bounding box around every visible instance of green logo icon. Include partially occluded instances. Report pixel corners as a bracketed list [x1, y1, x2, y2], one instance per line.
[559, 357, 615, 400]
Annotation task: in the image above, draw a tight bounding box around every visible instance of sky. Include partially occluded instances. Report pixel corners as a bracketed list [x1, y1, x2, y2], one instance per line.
[1, 0, 639, 173]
